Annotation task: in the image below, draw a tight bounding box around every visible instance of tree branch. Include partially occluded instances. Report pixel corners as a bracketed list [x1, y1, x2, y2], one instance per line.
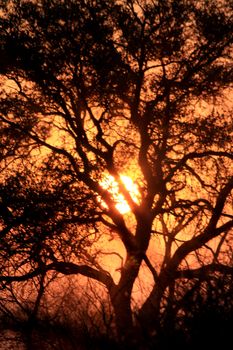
[166, 151, 233, 182]
[168, 177, 233, 270]
[0, 261, 115, 290]
[175, 263, 233, 279]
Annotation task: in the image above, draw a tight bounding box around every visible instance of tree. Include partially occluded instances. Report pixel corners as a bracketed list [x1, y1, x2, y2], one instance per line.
[1, 0, 233, 346]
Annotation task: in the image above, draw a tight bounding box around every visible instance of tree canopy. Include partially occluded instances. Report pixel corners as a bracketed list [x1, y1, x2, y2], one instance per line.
[0, 0, 233, 347]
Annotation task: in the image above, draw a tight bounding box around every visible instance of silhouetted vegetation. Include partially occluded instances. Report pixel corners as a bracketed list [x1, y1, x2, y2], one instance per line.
[0, 275, 232, 349]
[0, 0, 233, 348]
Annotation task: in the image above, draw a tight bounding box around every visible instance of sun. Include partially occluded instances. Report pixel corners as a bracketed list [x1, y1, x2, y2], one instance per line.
[100, 174, 140, 214]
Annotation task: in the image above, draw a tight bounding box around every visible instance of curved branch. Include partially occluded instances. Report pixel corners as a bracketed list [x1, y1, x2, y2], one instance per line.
[166, 151, 233, 182]
[175, 263, 233, 279]
[168, 177, 233, 270]
[0, 261, 115, 290]
[50, 261, 115, 290]
[143, 254, 158, 282]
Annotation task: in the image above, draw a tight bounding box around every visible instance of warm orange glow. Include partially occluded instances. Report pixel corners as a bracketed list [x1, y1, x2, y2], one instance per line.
[100, 174, 140, 214]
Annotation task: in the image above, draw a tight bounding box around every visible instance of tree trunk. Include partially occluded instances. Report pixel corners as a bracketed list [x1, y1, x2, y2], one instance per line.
[138, 269, 171, 336]
[112, 289, 134, 341]
[110, 252, 144, 347]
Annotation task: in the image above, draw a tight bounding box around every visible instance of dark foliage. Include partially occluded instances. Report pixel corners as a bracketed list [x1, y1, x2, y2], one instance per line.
[0, 0, 233, 347]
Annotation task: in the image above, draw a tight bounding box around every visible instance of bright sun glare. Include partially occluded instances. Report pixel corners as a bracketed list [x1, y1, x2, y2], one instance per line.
[100, 174, 140, 214]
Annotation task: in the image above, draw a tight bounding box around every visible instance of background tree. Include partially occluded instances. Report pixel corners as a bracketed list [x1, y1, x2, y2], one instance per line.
[1, 0, 233, 347]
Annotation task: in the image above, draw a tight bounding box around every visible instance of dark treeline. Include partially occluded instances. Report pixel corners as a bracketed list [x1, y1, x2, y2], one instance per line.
[0, 274, 233, 349]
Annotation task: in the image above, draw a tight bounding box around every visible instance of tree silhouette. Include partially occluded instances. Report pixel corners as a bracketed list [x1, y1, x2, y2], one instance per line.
[1, 0, 233, 346]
